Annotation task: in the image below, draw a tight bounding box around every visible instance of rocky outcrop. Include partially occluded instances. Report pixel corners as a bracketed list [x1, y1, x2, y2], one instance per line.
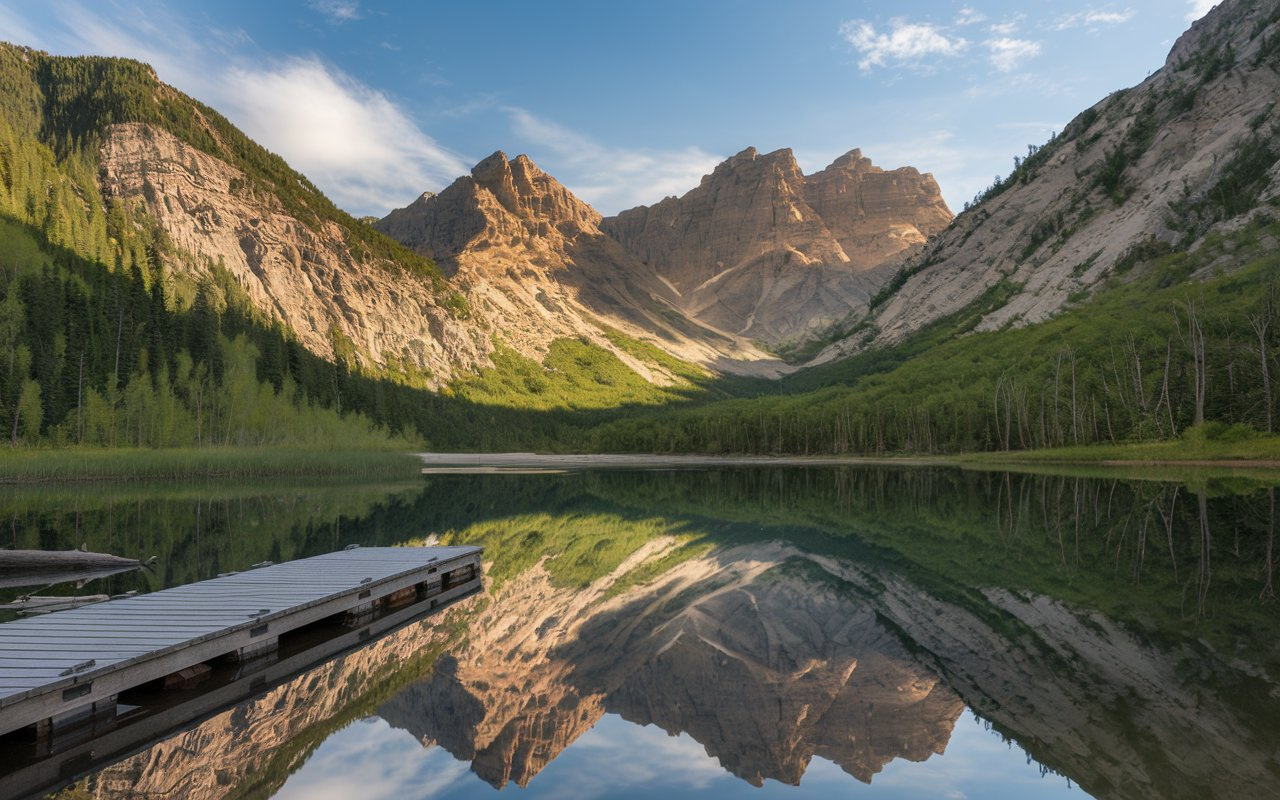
[99, 122, 490, 386]
[817, 0, 1280, 363]
[602, 147, 952, 344]
[376, 151, 786, 377]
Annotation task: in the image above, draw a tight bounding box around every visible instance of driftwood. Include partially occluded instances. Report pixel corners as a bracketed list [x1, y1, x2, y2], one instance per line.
[0, 549, 141, 573]
[0, 550, 144, 591]
[0, 594, 111, 615]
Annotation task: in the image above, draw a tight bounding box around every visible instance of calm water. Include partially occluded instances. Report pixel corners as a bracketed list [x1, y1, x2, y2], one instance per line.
[3, 465, 1279, 799]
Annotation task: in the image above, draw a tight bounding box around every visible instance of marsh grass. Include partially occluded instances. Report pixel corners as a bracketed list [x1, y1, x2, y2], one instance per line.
[0, 447, 421, 484]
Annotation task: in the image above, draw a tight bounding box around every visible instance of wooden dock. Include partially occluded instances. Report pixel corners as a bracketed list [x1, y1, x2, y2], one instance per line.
[0, 545, 482, 740]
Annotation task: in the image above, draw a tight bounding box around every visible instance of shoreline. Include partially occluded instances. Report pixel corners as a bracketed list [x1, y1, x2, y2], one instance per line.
[416, 452, 1280, 472]
[0, 448, 421, 485]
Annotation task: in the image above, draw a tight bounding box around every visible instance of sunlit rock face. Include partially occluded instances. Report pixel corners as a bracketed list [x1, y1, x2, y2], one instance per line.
[379, 543, 965, 788]
[376, 151, 785, 378]
[601, 147, 952, 344]
[98, 122, 491, 387]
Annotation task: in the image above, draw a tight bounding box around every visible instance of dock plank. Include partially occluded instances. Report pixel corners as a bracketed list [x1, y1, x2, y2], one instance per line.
[0, 546, 481, 735]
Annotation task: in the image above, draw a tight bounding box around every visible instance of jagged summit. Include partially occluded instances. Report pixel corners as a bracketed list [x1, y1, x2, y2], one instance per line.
[374, 150, 786, 376]
[601, 145, 952, 343]
[374, 150, 607, 271]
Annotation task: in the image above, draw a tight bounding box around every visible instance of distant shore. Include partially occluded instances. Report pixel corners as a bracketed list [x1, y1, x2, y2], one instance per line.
[417, 447, 1280, 480]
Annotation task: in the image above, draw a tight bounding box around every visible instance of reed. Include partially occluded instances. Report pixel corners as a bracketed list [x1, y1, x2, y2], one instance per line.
[0, 447, 421, 484]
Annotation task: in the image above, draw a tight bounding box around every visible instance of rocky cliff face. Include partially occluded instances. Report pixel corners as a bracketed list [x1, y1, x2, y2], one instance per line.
[817, 0, 1280, 363]
[602, 147, 952, 344]
[99, 122, 491, 386]
[375, 151, 785, 378]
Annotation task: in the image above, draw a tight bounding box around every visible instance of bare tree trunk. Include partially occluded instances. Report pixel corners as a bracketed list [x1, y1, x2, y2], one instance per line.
[1177, 300, 1207, 427]
[1250, 307, 1274, 434]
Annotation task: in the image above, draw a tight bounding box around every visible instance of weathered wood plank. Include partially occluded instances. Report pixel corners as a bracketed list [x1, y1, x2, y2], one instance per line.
[0, 546, 482, 737]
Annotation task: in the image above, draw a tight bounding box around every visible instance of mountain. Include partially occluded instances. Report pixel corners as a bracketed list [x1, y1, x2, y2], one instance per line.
[816, 0, 1280, 364]
[374, 150, 783, 378]
[593, 0, 1280, 456]
[602, 147, 952, 345]
[98, 121, 492, 385]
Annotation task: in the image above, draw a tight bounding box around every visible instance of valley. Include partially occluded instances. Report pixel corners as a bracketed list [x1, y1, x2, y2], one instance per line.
[1, 0, 1279, 466]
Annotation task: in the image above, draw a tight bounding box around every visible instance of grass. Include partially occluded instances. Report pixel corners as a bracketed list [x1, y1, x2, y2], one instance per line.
[961, 430, 1280, 465]
[0, 447, 422, 484]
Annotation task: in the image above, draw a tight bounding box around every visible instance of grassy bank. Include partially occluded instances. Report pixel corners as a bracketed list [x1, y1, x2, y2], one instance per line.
[959, 429, 1280, 465]
[0, 447, 422, 484]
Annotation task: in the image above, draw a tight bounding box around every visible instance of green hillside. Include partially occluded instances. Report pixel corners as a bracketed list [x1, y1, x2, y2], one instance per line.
[588, 217, 1280, 456]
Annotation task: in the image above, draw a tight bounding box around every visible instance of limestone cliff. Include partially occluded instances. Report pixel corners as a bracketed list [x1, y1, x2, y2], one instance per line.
[98, 122, 491, 386]
[817, 0, 1280, 363]
[602, 147, 952, 344]
[375, 151, 786, 378]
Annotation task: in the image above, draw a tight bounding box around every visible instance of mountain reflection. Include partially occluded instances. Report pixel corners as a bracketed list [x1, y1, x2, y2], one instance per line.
[381, 541, 964, 788]
[34, 467, 1280, 799]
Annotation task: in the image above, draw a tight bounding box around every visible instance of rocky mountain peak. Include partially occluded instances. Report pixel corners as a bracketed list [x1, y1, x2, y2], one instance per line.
[374, 151, 784, 376]
[601, 145, 952, 344]
[709, 145, 803, 183]
[819, 148, 876, 174]
[462, 149, 601, 236]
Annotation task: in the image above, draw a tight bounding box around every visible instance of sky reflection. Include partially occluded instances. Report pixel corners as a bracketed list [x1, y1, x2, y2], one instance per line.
[274, 709, 1083, 799]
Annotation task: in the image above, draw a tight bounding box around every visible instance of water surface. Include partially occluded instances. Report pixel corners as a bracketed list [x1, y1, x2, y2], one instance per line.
[3, 465, 1277, 799]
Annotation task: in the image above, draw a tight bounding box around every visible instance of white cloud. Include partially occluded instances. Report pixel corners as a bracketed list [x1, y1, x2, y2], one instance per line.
[226, 57, 470, 213]
[504, 107, 722, 214]
[985, 37, 1042, 72]
[1186, 0, 1216, 21]
[309, 0, 361, 23]
[839, 18, 969, 72]
[989, 21, 1019, 35]
[955, 6, 986, 26]
[9, 0, 468, 216]
[1052, 8, 1136, 30]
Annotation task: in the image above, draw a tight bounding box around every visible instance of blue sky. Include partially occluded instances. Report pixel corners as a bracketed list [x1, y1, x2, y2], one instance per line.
[0, 1, 1216, 217]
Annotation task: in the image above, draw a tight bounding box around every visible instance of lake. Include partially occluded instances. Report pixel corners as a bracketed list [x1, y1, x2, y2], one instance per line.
[2, 463, 1277, 799]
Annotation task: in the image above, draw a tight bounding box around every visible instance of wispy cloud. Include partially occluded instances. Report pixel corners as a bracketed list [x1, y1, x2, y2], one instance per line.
[985, 37, 1042, 72]
[308, 0, 361, 24]
[504, 108, 722, 213]
[6, 0, 468, 215]
[1052, 8, 1136, 30]
[839, 18, 969, 72]
[227, 57, 470, 212]
[955, 6, 986, 26]
[1186, 0, 1216, 21]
